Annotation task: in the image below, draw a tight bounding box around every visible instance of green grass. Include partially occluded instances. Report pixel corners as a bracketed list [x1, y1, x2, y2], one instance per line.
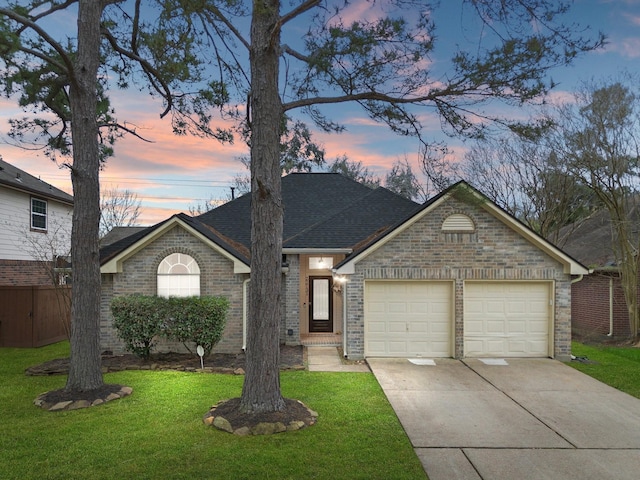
[568, 342, 640, 399]
[0, 342, 426, 480]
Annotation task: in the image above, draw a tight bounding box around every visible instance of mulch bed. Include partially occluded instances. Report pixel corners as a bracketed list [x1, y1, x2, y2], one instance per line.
[26, 345, 305, 376]
[203, 397, 318, 435]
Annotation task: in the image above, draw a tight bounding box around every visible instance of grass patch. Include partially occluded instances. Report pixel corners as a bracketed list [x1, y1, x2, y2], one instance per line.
[569, 342, 640, 399]
[0, 342, 425, 480]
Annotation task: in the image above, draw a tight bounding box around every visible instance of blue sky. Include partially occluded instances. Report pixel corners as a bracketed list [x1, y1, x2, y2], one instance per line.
[1, 0, 639, 225]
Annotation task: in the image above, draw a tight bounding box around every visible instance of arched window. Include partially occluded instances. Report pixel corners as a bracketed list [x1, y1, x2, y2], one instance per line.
[157, 253, 200, 297]
[442, 213, 475, 232]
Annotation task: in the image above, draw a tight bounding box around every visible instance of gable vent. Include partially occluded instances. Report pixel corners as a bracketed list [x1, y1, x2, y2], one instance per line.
[442, 213, 475, 231]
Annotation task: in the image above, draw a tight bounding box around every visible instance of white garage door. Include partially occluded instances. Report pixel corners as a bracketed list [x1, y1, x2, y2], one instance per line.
[364, 281, 452, 357]
[464, 282, 551, 357]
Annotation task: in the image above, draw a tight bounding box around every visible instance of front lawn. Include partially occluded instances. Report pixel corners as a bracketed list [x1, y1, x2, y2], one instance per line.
[0, 342, 425, 480]
[569, 342, 640, 399]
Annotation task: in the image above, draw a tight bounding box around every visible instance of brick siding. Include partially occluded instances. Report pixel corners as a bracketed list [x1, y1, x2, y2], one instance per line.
[100, 225, 248, 355]
[0, 259, 54, 286]
[344, 198, 573, 361]
[282, 254, 300, 345]
[572, 272, 632, 339]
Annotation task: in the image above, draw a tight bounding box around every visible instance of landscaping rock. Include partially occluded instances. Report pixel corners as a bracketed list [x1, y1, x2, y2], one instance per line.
[34, 384, 133, 412]
[213, 416, 233, 433]
[203, 397, 318, 436]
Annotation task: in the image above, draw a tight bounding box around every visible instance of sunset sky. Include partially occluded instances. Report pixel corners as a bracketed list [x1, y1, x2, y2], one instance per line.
[1, 0, 639, 226]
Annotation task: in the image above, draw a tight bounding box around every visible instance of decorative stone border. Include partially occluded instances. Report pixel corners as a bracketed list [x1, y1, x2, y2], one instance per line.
[34, 386, 133, 411]
[203, 399, 318, 436]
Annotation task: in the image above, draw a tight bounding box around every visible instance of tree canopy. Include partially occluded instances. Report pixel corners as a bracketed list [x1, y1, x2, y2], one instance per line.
[0, 0, 605, 413]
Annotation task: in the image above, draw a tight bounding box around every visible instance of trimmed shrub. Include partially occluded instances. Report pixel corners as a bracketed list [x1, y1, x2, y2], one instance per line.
[110, 295, 230, 358]
[111, 295, 164, 359]
[163, 296, 229, 357]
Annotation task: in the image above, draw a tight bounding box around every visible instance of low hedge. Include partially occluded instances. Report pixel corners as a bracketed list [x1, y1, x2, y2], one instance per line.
[111, 295, 229, 359]
[111, 295, 164, 359]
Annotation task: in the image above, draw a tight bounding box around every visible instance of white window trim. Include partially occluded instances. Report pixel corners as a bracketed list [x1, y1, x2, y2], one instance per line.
[31, 197, 48, 232]
[157, 253, 201, 297]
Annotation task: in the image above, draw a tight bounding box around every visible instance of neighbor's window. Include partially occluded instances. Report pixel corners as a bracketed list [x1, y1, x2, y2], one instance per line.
[31, 198, 47, 231]
[157, 253, 200, 297]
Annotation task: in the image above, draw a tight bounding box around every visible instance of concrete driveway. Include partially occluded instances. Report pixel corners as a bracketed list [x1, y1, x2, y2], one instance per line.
[368, 358, 640, 480]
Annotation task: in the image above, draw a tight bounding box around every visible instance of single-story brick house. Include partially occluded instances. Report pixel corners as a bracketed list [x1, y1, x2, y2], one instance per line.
[560, 207, 639, 339]
[100, 174, 588, 361]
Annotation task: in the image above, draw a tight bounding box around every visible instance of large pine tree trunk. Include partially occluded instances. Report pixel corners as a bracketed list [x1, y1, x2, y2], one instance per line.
[240, 0, 286, 413]
[65, 0, 105, 392]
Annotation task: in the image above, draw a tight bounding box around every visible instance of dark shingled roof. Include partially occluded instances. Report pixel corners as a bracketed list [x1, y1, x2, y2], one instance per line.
[100, 226, 149, 247]
[283, 185, 420, 249]
[99, 213, 251, 266]
[559, 203, 640, 269]
[0, 157, 73, 205]
[101, 173, 420, 264]
[197, 173, 419, 251]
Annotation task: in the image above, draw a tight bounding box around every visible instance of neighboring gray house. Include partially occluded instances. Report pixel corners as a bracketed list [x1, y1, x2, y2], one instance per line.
[100, 174, 587, 361]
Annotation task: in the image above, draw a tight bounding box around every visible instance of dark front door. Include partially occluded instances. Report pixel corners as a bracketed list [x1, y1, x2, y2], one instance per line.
[309, 276, 333, 333]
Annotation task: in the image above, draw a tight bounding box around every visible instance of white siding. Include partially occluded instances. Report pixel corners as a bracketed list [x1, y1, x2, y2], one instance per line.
[0, 187, 72, 261]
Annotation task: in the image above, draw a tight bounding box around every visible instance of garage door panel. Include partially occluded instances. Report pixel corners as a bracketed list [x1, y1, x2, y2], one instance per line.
[409, 321, 428, 334]
[529, 322, 548, 334]
[487, 302, 506, 314]
[367, 341, 387, 355]
[529, 302, 548, 314]
[487, 320, 506, 333]
[388, 322, 407, 334]
[388, 302, 407, 314]
[367, 321, 387, 334]
[387, 341, 409, 355]
[508, 320, 527, 334]
[429, 322, 449, 334]
[365, 281, 452, 357]
[368, 302, 386, 314]
[464, 282, 550, 358]
[507, 302, 525, 314]
[465, 320, 483, 334]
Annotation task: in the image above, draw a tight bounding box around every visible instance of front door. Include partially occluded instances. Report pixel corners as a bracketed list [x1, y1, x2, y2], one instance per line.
[309, 276, 333, 333]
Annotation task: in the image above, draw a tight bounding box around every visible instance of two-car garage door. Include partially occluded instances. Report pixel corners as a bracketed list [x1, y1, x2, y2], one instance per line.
[364, 281, 551, 358]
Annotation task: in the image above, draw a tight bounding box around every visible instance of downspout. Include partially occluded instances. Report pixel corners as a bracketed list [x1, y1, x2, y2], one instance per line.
[242, 278, 250, 351]
[343, 281, 348, 358]
[608, 276, 614, 337]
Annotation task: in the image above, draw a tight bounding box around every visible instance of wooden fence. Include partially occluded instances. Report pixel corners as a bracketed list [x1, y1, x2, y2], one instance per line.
[0, 285, 70, 347]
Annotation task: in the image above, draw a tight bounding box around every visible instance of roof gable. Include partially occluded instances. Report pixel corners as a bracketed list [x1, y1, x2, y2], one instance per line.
[100, 173, 420, 265]
[100, 214, 250, 274]
[335, 181, 589, 276]
[0, 158, 73, 205]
